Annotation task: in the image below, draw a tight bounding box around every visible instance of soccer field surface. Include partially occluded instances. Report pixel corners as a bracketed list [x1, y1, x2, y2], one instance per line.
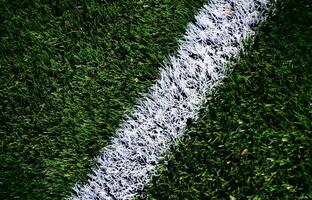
[0, 0, 311, 199]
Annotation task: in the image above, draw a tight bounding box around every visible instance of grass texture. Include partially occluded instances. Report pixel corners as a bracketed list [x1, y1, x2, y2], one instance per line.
[140, 0, 312, 199]
[0, 0, 206, 199]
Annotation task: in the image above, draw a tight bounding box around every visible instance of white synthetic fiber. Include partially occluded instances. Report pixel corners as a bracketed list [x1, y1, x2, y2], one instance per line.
[71, 0, 269, 199]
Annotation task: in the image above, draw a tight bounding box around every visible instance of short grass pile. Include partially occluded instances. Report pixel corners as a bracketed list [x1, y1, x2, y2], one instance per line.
[141, 0, 312, 199]
[0, 0, 206, 199]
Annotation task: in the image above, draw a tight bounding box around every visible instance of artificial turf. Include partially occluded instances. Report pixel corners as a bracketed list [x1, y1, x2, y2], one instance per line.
[140, 0, 312, 199]
[0, 0, 207, 199]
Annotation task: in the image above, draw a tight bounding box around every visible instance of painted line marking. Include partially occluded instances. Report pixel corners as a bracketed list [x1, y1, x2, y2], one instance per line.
[70, 0, 270, 199]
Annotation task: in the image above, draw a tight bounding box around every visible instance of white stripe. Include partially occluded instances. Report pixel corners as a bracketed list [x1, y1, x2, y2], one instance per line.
[70, 0, 269, 199]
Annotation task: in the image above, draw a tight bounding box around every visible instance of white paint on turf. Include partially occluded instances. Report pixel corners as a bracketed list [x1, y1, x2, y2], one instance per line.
[70, 0, 269, 199]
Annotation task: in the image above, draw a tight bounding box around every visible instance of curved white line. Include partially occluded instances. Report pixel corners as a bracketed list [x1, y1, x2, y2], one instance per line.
[70, 0, 269, 199]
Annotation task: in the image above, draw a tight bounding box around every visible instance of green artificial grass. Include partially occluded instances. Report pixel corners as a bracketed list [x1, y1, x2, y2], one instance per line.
[0, 0, 207, 199]
[140, 0, 312, 199]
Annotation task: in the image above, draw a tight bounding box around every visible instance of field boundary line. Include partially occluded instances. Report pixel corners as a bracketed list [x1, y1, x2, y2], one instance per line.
[70, 0, 270, 199]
